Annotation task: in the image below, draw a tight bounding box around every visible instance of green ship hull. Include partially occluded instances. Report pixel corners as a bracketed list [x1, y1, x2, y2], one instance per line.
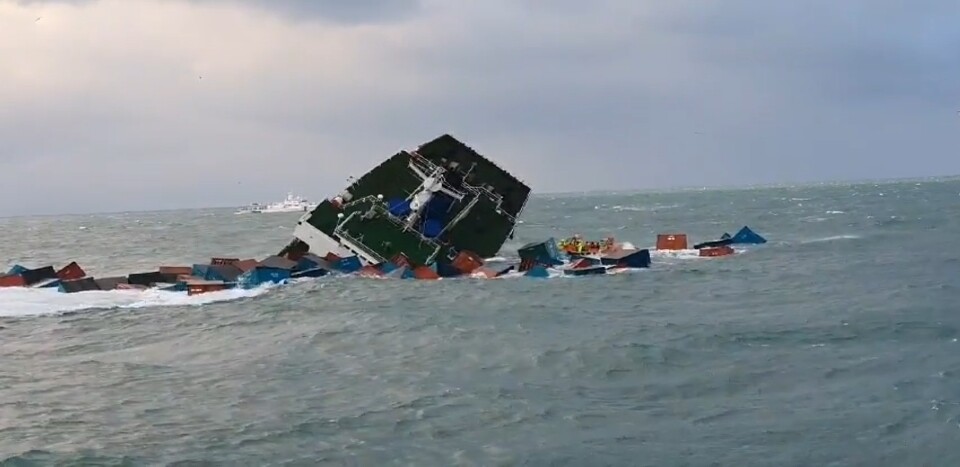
[279, 134, 531, 267]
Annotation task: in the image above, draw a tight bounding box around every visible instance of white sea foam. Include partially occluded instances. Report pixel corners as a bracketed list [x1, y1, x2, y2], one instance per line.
[0, 284, 274, 318]
[800, 235, 861, 244]
[650, 248, 704, 260]
[483, 256, 509, 262]
[601, 204, 680, 212]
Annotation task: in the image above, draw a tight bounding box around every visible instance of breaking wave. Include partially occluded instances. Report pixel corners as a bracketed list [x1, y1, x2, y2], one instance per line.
[650, 248, 704, 261]
[0, 285, 275, 318]
[595, 204, 680, 212]
[800, 235, 861, 244]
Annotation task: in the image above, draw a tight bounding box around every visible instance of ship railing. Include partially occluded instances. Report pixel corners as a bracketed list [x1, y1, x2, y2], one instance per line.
[462, 180, 503, 203]
[368, 204, 448, 265]
[336, 197, 446, 256]
[457, 180, 485, 197]
[370, 204, 444, 248]
[406, 150, 444, 177]
[342, 194, 383, 209]
[408, 148, 518, 224]
[333, 212, 388, 264]
[336, 230, 388, 264]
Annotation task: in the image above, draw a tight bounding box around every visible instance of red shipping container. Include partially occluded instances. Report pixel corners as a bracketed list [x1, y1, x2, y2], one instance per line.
[56, 261, 87, 281]
[0, 274, 26, 287]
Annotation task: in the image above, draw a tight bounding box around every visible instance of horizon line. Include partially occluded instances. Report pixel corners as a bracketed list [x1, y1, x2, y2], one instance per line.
[1, 172, 957, 219]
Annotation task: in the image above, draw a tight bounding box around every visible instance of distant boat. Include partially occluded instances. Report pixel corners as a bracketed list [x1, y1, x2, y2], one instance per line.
[235, 193, 318, 214]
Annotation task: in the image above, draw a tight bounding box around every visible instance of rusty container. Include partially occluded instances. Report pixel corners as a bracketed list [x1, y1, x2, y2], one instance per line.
[187, 280, 228, 296]
[234, 259, 259, 273]
[56, 261, 87, 281]
[699, 245, 735, 257]
[323, 252, 342, 263]
[159, 266, 193, 276]
[451, 250, 484, 274]
[656, 233, 688, 250]
[0, 274, 26, 287]
[391, 253, 411, 269]
[210, 257, 240, 266]
[412, 265, 440, 280]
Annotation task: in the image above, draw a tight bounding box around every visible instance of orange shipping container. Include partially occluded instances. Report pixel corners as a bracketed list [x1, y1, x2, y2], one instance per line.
[187, 281, 228, 295]
[656, 233, 688, 250]
[412, 265, 440, 280]
[452, 250, 484, 274]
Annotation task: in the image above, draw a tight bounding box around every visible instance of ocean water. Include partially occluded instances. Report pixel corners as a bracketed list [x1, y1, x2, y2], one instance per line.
[1, 178, 959, 466]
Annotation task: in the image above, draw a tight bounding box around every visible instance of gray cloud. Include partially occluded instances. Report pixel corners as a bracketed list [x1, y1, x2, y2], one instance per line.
[1, 0, 958, 216]
[233, 0, 421, 23]
[16, 0, 421, 23]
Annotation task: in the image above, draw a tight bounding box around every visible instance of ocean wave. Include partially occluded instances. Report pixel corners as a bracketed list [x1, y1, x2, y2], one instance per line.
[0, 284, 276, 318]
[799, 235, 861, 244]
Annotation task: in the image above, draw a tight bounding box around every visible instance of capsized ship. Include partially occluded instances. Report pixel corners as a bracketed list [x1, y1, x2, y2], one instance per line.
[277, 134, 531, 269]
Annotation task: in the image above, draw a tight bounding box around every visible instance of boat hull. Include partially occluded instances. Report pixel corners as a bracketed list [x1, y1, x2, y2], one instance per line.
[285, 134, 530, 268]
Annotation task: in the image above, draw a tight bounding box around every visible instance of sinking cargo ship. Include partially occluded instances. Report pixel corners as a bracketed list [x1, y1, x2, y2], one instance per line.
[277, 134, 530, 269]
[0, 134, 655, 296]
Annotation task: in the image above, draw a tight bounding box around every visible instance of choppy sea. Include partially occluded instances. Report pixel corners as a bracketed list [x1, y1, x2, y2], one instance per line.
[1, 178, 959, 466]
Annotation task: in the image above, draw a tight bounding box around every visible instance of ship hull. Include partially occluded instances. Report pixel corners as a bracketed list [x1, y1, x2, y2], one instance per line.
[283, 134, 531, 268]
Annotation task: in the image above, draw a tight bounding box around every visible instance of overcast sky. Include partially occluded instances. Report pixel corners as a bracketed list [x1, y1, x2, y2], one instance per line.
[2, 0, 958, 215]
